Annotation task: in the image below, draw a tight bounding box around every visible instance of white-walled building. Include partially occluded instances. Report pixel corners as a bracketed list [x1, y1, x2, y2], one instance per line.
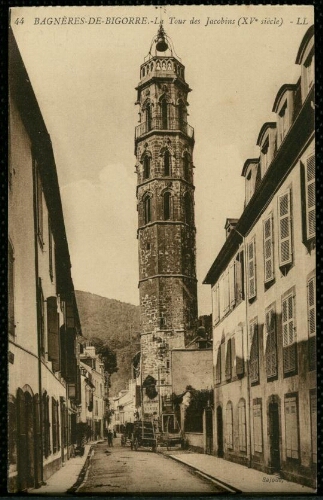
[204, 26, 315, 488]
[8, 29, 83, 492]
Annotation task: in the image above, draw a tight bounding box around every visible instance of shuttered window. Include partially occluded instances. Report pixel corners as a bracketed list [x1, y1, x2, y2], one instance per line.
[249, 319, 259, 384]
[235, 327, 244, 376]
[263, 215, 274, 283]
[238, 399, 247, 452]
[253, 401, 263, 453]
[235, 252, 244, 302]
[47, 297, 60, 372]
[52, 398, 60, 454]
[278, 189, 292, 266]
[48, 219, 54, 281]
[265, 306, 277, 379]
[282, 292, 297, 375]
[247, 238, 256, 300]
[307, 276, 316, 371]
[305, 154, 315, 239]
[310, 391, 317, 464]
[37, 279, 45, 357]
[221, 341, 226, 382]
[226, 402, 233, 450]
[215, 347, 221, 384]
[225, 339, 232, 381]
[284, 396, 299, 459]
[43, 392, 51, 458]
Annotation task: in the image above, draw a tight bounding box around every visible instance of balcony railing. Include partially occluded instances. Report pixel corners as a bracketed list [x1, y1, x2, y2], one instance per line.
[135, 118, 194, 140]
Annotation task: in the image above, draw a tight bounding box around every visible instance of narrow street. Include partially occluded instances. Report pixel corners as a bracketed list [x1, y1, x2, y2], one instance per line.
[77, 439, 223, 494]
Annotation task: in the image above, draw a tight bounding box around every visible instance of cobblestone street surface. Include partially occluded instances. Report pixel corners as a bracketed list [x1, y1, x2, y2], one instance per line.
[76, 440, 223, 494]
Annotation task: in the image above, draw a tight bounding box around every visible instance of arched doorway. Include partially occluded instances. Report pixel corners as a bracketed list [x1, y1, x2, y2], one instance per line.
[216, 405, 224, 457]
[17, 387, 36, 490]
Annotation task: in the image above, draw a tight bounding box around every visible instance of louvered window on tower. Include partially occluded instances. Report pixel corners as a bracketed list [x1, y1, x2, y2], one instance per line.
[249, 318, 259, 384]
[305, 154, 315, 240]
[307, 275, 316, 371]
[163, 192, 171, 220]
[143, 156, 150, 179]
[278, 189, 293, 266]
[164, 150, 170, 176]
[144, 196, 151, 224]
[247, 238, 256, 300]
[265, 306, 277, 379]
[282, 292, 297, 375]
[263, 215, 274, 283]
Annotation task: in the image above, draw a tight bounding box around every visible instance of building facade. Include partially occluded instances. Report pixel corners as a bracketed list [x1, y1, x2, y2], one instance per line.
[8, 29, 82, 492]
[204, 26, 315, 488]
[79, 344, 107, 440]
[134, 25, 198, 418]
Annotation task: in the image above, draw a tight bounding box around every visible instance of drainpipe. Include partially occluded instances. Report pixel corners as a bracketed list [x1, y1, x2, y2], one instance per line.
[32, 158, 44, 485]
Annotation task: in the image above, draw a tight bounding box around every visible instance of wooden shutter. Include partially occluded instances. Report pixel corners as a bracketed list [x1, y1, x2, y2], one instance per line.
[263, 215, 274, 282]
[249, 320, 259, 383]
[278, 190, 292, 266]
[282, 294, 296, 374]
[310, 392, 317, 464]
[285, 396, 299, 459]
[229, 263, 236, 307]
[253, 402, 263, 453]
[220, 341, 226, 382]
[226, 403, 233, 449]
[238, 400, 247, 452]
[235, 254, 243, 301]
[306, 154, 315, 239]
[225, 339, 232, 380]
[308, 276, 316, 371]
[248, 239, 256, 299]
[235, 327, 244, 376]
[265, 307, 277, 378]
[47, 297, 60, 372]
[215, 347, 221, 384]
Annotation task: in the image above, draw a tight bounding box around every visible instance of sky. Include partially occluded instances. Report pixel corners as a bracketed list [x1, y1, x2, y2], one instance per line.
[11, 5, 314, 315]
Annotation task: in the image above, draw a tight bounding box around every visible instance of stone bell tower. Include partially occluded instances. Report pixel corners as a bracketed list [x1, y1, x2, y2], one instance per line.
[134, 25, 198, 417]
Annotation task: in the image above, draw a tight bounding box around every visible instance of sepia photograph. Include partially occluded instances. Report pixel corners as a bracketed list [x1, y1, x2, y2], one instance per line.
[8, 4, 316, 494]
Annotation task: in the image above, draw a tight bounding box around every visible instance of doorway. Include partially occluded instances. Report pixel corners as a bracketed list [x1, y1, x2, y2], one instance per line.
[216, 406, 224, 458]
[269, 401, 280, 472]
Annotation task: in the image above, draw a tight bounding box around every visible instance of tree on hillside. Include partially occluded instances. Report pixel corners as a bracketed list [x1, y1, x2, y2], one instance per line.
[91, 337, 118, 376]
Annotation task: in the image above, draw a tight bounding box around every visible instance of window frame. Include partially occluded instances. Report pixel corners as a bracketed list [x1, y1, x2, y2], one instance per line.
[263, 214, 274, 284]
[305, 154, 315, 241]
[226, 401, 233, 450]
[163, 191, 171, 220]
[265, 303, 277, 380]
[278, 188, 293, 267]
[253, 399, 263, 454]
[143, 195, 152, 225]
[238, 399, 247, 453]
[247, 237, 256, 300]
[249, 317, 259, 385]
[307, 274, 316, 372]
[282, 289, 297, 376]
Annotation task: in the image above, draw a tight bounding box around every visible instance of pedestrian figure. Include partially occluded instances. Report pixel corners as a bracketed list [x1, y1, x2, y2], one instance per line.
[108, 429, 113, 447]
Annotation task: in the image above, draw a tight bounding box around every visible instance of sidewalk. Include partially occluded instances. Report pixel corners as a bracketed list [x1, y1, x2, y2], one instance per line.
[29, 444, 93, 495]
[166, 450, 316, 494]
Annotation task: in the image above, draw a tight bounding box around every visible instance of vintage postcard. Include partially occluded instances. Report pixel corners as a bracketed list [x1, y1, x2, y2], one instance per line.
[8, 5, 315, 495]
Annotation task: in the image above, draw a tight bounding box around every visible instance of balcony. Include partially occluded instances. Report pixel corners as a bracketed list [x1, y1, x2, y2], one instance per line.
[135, 118, 194, 140]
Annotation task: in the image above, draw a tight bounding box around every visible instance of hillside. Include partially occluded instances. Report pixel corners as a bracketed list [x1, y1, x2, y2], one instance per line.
[75, 290, 141, 396]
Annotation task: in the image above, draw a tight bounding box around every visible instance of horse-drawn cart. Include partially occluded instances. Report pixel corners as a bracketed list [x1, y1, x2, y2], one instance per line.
[130, 419, 157, 452]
